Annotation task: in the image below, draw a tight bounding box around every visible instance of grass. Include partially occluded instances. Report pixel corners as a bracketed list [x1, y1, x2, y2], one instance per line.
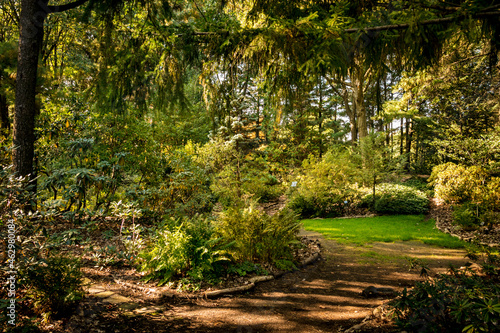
[302, 215, 467, 248]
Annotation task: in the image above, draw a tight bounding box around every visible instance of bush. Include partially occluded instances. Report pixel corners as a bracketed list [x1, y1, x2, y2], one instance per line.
[363, 183, 429, 215]
[128, 150, 214, 218]
[429, 163, 488, 204]
[288, 150, 361, 218]
[453, 203, 481, 231]
[20, 254, 84, 318]
[485, 177, 500, 211]
[390, 265, 500, 333]
[211, 156, 283, 206]
[215, 199, 301, 263]
[139, 215, 233, 285]
[195, 136, 283, 206]
[402, 176, 433, 196]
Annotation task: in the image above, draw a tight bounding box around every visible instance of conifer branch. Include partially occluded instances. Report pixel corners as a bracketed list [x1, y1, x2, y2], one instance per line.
[47, 0, 90, 13]
[344, 11, 500, 34]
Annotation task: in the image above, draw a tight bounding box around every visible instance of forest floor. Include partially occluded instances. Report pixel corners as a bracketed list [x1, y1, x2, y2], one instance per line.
[57, 227, 470, 333]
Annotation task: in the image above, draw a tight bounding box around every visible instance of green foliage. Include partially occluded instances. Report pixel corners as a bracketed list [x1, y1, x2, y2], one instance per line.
[452, 203, 500, 231]
[0, 167, 37, 216]
[128, 149, 214, 218]
[363, 183, 429, 215]
[197, 135, 283, 206]
[390, 265, 500, 333]
[402, 176, 431, 194]
[20, 254, 84, 318]
[434, 132, 500, 171]
[429, 163, 488, 204]
[227, 261, 268, 277]
[453, 204, 481, 231]
[216, 199, 301, 263]
[288, 149, 361, 217]
[485, 177, 500, 211]
[355, 133, 402, 187]
[139, 215, 234, 285]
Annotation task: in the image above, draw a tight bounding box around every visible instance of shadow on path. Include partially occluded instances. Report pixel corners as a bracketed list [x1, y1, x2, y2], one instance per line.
[67, 230, 468, 333]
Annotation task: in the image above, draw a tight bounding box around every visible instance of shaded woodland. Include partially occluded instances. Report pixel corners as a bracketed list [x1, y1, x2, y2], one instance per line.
[1, 0, 500, 332]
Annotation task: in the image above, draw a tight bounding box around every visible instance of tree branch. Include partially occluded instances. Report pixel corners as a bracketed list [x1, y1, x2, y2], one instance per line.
[47, 0, 90, 13]
[344, 11, 500, 34]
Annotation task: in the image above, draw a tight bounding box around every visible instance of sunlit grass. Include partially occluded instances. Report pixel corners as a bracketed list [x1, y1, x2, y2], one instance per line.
[302, 215, 467, 248]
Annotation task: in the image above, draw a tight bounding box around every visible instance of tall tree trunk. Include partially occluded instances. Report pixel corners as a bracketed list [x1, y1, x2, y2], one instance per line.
[0, 94, 9, 136]
[342, 90, 357, 145]
[400, 118, 404, 156]
[13, 0, 47, 181]
[353, 68, 368, 140]
[318, 78, 323, 158]
[405, 118, 413, 170]
[348, 105, 357, 144]
[385, 124, 390, 147]
[255, 97, 260, 141]
[415, 126, 419, 169]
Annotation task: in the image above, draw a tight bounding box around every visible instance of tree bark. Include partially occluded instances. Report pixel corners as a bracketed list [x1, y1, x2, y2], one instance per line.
[13, 0, 48, 180]
[13, 0, 90, 181]
[400, 118, 404, 156]
[0, 94, 9, 136]
[405, 118, 413, 170]
[318, 79, 323, 158]
[352, 63, 368, 140]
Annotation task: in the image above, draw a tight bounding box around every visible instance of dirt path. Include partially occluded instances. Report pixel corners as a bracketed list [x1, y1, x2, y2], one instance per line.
[65, 230, 469, 333]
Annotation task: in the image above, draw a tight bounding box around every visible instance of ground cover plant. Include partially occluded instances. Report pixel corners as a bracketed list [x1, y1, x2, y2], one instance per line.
[390, 247, 500, 333]
[302, 215, 467, 248]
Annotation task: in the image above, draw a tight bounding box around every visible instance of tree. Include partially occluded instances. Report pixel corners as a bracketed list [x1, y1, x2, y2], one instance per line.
[227, 0, 500, 145]
[13, 0, 89, 188]
[354, 133, 402, 207]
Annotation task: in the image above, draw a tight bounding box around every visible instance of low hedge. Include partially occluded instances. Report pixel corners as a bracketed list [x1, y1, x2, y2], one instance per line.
[363, 183, 429, 215]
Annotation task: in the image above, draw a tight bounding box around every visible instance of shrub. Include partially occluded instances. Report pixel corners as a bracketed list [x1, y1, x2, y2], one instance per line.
[196, 137, 283, 206]
[210, 153, 283, 206]
[288, 150, 361, 217]
[139, 215, 233, 285]
[485, 177, 500, 211]
[453, 203, 481, 231]
[390, 265, 500, 333]
[128, 150, 214, 218]
[429, 162, 488, 204]
[20, 254, 84, 318]
[363, 183, 429, 215]
[403, 176, 433, 196]
[215, 199, 301, 263]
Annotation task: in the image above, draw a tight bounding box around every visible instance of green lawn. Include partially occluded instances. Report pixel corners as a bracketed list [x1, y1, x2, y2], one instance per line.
[302, 215, 467, 248]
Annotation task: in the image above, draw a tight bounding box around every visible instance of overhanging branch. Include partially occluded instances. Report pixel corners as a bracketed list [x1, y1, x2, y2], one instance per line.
[47, 0, 90, 13]
[344, 11, 500, 34]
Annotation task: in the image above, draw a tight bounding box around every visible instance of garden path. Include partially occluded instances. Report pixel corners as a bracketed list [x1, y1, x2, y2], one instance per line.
[66, 229, 469, 333]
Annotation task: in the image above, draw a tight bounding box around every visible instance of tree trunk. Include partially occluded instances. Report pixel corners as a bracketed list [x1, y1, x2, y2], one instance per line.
[342, 89, 357, 145]
[13, 0, 47, 182]
[348, 106, 357, 144]
[318, 79, 323, 158]
[0, 94, 9, 136]
[353, 68, 368, 140]
[405, 118, 413, 170]
[255, 96, 260, 141]
[400, 118, 404, 156]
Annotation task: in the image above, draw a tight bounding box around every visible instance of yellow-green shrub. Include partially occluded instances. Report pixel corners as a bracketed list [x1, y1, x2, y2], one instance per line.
[429, 163, 488, 204]
[288, 150, 361, 217]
